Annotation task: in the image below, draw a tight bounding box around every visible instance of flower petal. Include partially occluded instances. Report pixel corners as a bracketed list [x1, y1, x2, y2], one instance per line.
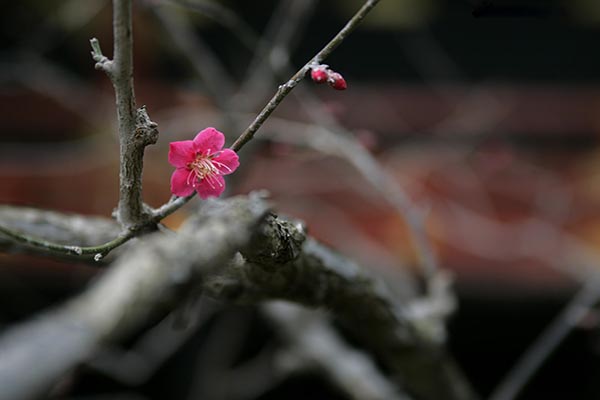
[195, 174, 226, 199]
[212, 149, 239, 175]
[168, 140, 196, 168]
[193, 127, 225, 155]
[170, 168, 195, 197]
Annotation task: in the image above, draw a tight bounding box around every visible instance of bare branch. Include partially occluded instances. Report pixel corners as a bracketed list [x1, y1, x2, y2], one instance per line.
[266, 302, 412, 400]
[0, 194, 269, 400]
[489, 275, 600, 400]
[90, 37, 113, 73]
[0, 196, 474, 400]
[235, 0, 317, 105]
[147, 0, 381, 220]
[160, 0, 259, 51]
[0, 205, 121, 260]
[150, 5, 236, 104]
[230, 0, 381, 152]
[91, 0, 159, 228]
[0, 206, 118, 247]
[0, 222, 132, 259]
[266, 116, 440, 288]
[204, 213, 477, 400]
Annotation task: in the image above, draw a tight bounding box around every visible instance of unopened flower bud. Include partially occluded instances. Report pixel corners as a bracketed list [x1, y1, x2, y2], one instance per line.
[310, 65, 329, 84]
[327, 72, 347, 90]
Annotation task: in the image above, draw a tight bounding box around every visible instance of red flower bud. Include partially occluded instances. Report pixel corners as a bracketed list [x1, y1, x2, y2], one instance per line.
[327, 72, 347, 90]
[310, 67, 328, 84]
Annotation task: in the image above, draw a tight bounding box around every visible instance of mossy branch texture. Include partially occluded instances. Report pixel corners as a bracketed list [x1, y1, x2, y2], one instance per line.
[204, 213, 477, 400]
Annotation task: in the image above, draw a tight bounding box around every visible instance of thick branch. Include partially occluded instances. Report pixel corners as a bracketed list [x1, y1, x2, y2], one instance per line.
[0, 195, 269, 400]
[205, 214, 477, 400]
[0, 198, 473, 400]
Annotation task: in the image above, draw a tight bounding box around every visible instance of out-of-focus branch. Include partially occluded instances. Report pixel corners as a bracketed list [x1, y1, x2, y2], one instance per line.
[0, 0, 164, 258]
[235, 0, 317, 105]
[150, 5, 236, 109]
[204, 214, 477, 400]
[0, 206, 119, 248]
[265, 302, 412, 400]
[489, 275, 600, 400]
[266, 116, 440, 288]
[175, 0, 438, 289]
[159, 0, 259, 51]
[0, 195, 269, 400]
[0, 196, 473, 400]
[0, 206, 120, 260]
[90, 0, 159, 228]
[88, 299, 219, 386]
[0, 223, 129, 259]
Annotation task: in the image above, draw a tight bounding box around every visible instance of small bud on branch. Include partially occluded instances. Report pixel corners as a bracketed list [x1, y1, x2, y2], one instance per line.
[310, 64, 347, 90]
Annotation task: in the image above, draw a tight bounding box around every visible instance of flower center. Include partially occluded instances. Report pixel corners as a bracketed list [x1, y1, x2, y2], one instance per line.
[187, 152, 223, 189]
[189, 154, 217, 179]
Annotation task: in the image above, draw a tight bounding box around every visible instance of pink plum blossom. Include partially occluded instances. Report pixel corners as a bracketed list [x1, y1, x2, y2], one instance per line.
[168, 127, 239, 199]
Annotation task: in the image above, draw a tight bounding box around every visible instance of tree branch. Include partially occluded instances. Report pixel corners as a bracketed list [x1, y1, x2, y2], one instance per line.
[91, 0, 159, 228]
[230, 0, 380, 152]
[0, 196, 475, 400]
[148, 0, 381, 220]
[204, 213, 477, 400]
[265, 302, 412, 400]
[0, 205, 121, 260]
[0, 223, 131, 259]
[0, 194, 269, 400]
[489, 275, 600, 400]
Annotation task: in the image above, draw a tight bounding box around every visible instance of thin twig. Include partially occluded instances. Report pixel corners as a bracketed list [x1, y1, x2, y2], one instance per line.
[234, 0, 317, 106]
[151, 194, 195, 220]
[160, 0, 259, 51]
[230, 0, 381, 152]
[489, 275, 600, 400]
[265, 302, 413, 400]
[154, 0, 439, 289]
[0, 223, 132, 259]
[0, 206, 120, 257]
[261, 115, 440, 288]
[148, 0, 380, 220]
[150, 5, 236, 105]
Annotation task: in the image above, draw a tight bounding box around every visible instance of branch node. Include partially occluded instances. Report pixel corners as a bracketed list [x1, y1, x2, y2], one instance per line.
[90, 38, 113, 73]
[134, 106, 160, 147]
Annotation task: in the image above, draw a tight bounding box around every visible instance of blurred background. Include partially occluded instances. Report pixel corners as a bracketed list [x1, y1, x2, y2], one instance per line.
[2, 0, 600, 399]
